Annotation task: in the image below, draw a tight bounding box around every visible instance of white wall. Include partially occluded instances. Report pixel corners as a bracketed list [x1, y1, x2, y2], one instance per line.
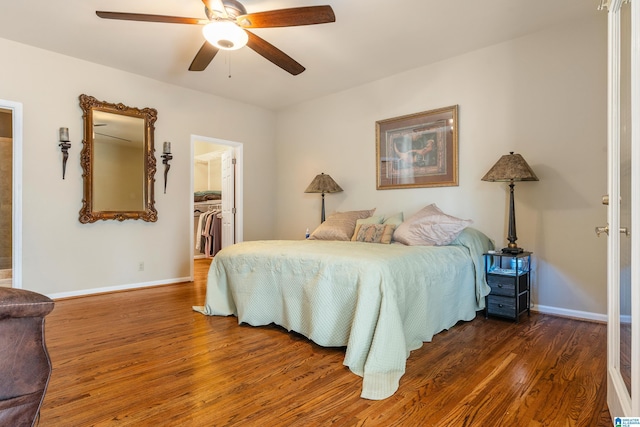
[0, 37, 277, 297]
[275, 14, 608, 318]
[194, 141, 225, 192]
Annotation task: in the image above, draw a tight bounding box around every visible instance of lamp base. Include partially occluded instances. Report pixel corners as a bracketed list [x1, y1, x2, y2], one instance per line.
[501, 246, 524, 254]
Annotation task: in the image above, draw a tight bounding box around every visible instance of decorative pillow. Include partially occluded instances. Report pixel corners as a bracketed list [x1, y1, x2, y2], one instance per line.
[353, 223, 395, 244]
[351, 215, 384, 241]
[309, 209, 376, 241]
[393, 204, 472, 246]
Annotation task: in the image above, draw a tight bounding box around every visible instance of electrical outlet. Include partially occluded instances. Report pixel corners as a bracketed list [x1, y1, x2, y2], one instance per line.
[138, 262, 144, 271]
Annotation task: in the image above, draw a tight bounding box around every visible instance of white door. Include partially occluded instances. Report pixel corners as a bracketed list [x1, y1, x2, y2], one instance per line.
[221, 150, 235, 249]
[606, 0, 640, 417]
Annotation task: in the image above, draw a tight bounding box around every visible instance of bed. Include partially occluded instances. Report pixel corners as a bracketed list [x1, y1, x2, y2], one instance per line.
[193, 225, 493, 400]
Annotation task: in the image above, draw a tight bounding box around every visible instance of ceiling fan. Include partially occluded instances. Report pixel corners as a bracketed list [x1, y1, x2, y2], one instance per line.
[96, 0, 335, 76]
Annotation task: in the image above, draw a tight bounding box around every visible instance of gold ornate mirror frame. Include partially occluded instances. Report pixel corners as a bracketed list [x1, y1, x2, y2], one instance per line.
[79, 94, 158, 223]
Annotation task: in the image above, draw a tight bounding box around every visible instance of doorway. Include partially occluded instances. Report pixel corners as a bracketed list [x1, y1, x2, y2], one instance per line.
[190, 134, 243, 281]
[0, 99, 22, 288]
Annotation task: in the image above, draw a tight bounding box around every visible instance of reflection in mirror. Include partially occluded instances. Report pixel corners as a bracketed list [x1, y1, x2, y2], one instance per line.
[79, 95, 158, 223]
[92, 111, 145, 212]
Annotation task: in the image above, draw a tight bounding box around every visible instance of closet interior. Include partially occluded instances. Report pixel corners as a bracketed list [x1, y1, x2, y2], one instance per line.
[194, 198, 221, 258]
[193, 141, 228, 258]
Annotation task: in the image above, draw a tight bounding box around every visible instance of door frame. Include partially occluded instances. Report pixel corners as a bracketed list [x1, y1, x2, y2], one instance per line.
[189, 134, 243, 281]
[0, 99, 22, 289]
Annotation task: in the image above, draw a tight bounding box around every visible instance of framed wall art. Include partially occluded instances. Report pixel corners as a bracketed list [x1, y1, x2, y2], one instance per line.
[376, 105, 458, 190]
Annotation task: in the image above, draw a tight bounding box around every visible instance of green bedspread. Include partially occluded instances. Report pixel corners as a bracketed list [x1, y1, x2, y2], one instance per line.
[194, 227, 493, 400]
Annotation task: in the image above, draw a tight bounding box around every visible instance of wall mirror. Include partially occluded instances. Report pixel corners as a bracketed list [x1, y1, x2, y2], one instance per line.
[79, 94, 158, 223]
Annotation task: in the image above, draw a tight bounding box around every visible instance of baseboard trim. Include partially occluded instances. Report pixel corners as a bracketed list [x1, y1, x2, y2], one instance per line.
[47, 277, 192, 300]
[532, 304, 607, 323]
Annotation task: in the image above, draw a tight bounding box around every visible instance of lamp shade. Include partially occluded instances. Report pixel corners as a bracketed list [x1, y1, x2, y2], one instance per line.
[304, 173, 343, 194]
[202, 21, 248, 51]
[481, 152, 539, 182]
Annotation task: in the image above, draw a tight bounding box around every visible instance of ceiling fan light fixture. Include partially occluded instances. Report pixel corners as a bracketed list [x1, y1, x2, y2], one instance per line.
[202, 21, 248, 50]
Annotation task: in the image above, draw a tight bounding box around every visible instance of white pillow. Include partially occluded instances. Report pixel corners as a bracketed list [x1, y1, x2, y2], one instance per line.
[393, 204, 472, 246]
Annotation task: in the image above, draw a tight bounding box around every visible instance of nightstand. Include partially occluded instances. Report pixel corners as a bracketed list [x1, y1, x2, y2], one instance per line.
[484, 251, 531, 322]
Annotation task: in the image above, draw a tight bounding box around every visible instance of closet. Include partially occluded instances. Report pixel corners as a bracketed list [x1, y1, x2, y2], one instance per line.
[193, 141, 230, 258]
[194, 201, 221, 258]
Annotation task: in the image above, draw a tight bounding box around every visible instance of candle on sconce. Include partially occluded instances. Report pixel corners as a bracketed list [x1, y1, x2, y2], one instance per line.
[163, 141, 171, 154]
[58, 127, 72, 180]
[59, 127, 70, 142]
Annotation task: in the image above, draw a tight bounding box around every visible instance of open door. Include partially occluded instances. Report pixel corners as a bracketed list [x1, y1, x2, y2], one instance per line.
[221, 150, 235, 249]
[605, 0, 640, 418]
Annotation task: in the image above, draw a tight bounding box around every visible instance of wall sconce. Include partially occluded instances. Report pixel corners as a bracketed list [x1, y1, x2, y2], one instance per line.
[58, 127, 71, 179]
[161, 141, 173, 194]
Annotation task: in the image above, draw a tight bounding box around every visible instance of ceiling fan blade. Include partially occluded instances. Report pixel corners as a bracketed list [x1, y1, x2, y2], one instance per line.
[246, 31, 305, 75]
[237, 6, 335, 28]
[189, 42, 220, 71]
[201, 0, 228, 18]
[96, 11, 205, 25]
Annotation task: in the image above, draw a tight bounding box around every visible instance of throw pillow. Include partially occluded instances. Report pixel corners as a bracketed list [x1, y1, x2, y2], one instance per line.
[353, 223, 395, 244]
[309, 209, 376, 241]
[351, 215, 384, 241]
[393, 204, 472, 246]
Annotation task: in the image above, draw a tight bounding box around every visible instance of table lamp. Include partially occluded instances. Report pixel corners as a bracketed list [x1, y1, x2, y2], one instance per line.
[305, 172, 343, 223]
[482, 152, 538, 253]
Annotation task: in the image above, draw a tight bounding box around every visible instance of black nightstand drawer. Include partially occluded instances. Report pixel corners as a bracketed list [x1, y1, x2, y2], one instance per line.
[487, 293, 528, 319]
[487, 273, 528, 297]
[487, 295, 515, 317]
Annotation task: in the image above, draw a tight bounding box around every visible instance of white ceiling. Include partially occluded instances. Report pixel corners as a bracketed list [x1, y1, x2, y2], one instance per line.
[0, 0, 600, 110]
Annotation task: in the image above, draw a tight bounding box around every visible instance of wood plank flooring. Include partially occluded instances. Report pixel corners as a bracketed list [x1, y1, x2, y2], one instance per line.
[39, 259, 612, 426]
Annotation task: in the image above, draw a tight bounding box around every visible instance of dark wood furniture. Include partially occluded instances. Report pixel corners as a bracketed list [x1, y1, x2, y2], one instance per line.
[484, 251, 531, 322]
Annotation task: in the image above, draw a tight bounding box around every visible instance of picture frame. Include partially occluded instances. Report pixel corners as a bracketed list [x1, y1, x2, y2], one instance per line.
[376, 105, 458, 190]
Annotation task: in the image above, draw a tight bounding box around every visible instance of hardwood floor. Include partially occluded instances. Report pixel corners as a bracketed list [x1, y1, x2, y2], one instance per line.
[40, 259, 612, 426]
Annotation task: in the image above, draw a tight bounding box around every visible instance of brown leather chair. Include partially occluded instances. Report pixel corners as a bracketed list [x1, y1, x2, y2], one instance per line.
[0, 287, 54, 427]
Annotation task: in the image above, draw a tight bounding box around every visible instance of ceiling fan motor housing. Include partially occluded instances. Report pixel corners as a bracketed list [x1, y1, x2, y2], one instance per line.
[205, 0, 247, 20]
